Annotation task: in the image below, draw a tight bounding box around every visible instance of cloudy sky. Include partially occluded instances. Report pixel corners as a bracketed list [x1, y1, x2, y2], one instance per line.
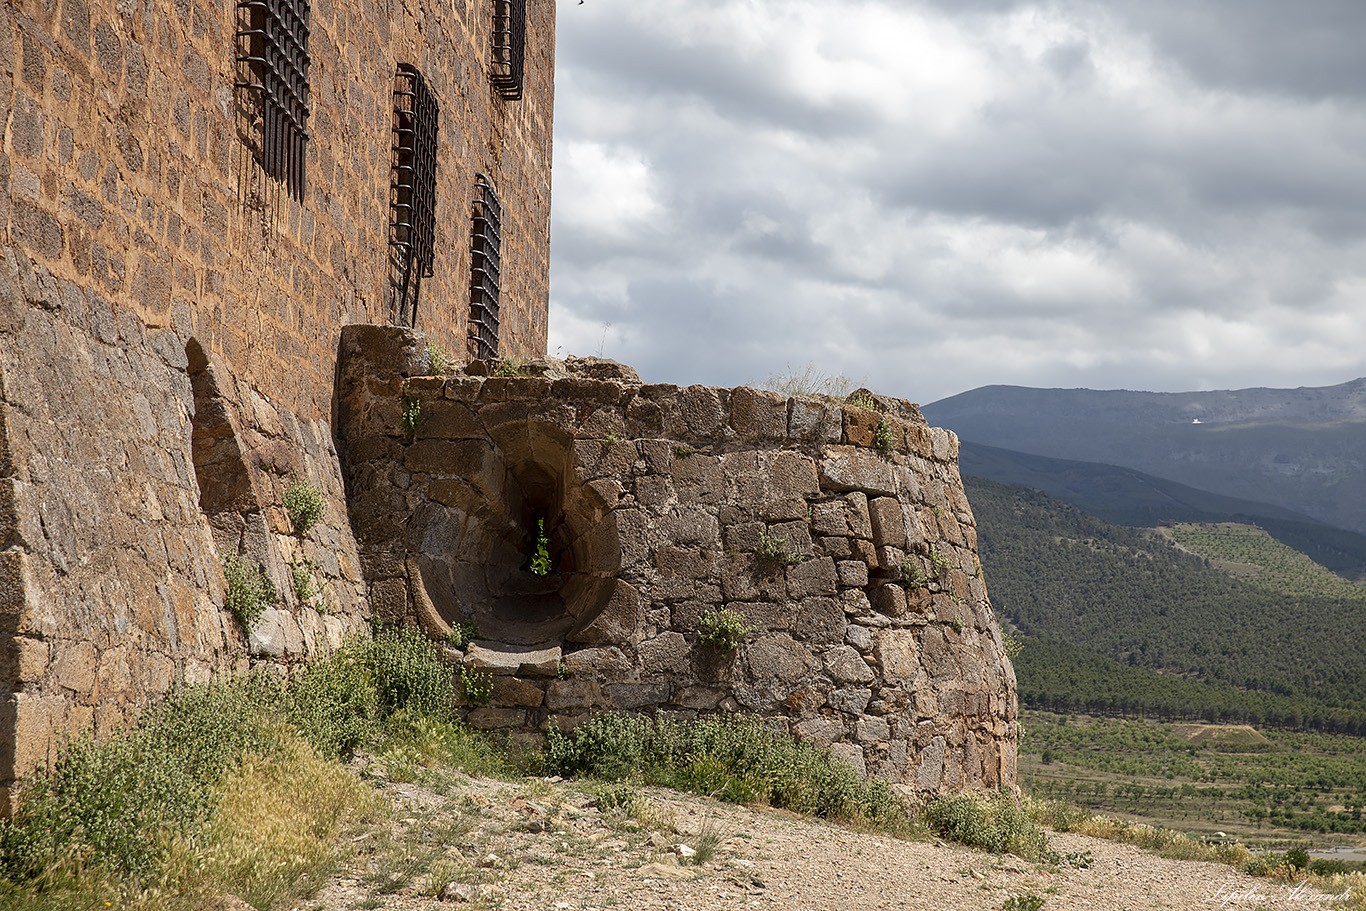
[544, 1, 1366, 405]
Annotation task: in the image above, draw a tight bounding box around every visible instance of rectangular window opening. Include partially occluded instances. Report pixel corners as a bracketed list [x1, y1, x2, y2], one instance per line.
[234, 0, 311, 201]
[469, 174, 502, 361]
[489, 0, 526, 100]
[390, 64, 440, 327]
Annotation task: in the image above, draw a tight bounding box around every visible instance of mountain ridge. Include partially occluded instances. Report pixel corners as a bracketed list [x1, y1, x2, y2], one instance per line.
[923, 376, 1366, 534]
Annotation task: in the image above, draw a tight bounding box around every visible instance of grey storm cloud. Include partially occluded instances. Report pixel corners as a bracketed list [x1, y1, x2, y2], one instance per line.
[547, 1, 1366, 404]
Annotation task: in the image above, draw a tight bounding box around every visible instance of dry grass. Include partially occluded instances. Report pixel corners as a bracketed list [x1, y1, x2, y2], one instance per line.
[162, 726, 380, 908]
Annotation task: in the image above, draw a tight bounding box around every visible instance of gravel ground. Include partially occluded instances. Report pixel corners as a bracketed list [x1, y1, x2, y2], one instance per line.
[293, 773, 1343, 911]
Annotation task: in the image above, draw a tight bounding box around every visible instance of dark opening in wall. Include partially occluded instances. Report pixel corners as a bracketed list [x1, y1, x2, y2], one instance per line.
[468, 175, 502, 361]
[403, 423, 622, 647]
[489, 0, 526, 100]
[389, 65, 440, 328]
[234, 0, 311, 201]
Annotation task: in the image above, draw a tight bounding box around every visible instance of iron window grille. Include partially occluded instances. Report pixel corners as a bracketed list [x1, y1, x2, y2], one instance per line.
[489, 0, 526, 100]
[234, 0, 311, 201]
[390, 64, 440, 327]
[468, 175, 502, 361]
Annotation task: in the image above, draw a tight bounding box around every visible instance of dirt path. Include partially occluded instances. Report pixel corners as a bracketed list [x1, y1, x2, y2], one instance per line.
[295, 773, 1341, 911]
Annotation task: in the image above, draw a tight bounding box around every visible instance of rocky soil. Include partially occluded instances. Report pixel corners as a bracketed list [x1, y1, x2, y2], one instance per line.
[291, 771, 1340, 911]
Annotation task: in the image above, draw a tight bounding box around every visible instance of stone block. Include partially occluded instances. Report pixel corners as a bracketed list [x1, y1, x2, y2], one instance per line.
[822, 645, 875, 684]
[828, 742, 867, 778]
[867, 497, 907, 549]
[249, 609, 304, 658]
[568, 580, 642, 647]
[51, 640, 97, 693]
[870, 584, 907, 617]
[550, 376, 625, 405]
[490, 676, 545, 708]
[829, 687, 872, 715]
[561, 646, 633, 680]
[766, 451, 820, 500]
[874, 629, 921, 679]
[418, 400, 483, 439]
[672, 385, 725, 437]
[637, 631, 690, 673]
[545, 678, 601, 711]
[856, 716, 890, 742]
[661, 508, 720, 547]
[844, 624, 873, 652]
[466, 642, 563, 676]
[844, 492, 873, 538]
[721, 553, 787, 602]
[810, 502, 846, 536]
[793, 715, 845, 744]
[917, 735, 947, 791]
[467, 706, 526, 730]
[746, 634, 813, 682]
[842, 407, 880, 448]
[788, 398, 841, 442]
[674, 685, 725, 709]
[669, 453, 724, 505]
[836, 560, 868, 587]
[0, 635, 47, 685]
[786, 556, 837, 599]
[729, 387, 787, 440]
[794, 596, 845, 645]
[819, 448, 896, 497]
[604, 682, 669, 709]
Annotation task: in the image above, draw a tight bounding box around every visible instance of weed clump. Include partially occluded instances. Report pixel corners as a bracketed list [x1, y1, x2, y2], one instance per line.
[754, 530, 806, 566]
[222, 553, 276, 631]
[283, 475, 326, 533]
[924, 791, 1052, 862]
[545, 713, 911, 830]
[696, 608, 753, 652]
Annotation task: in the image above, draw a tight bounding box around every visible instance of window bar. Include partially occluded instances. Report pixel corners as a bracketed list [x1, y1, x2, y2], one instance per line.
[390, 64, 440, 327]
[469, 174, 502, 361]
[235, 0, 311, 200]
[489, 0, 526, 100]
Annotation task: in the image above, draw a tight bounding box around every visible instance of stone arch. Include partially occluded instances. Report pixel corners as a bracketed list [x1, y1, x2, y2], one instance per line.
[405, 416, 625, 646]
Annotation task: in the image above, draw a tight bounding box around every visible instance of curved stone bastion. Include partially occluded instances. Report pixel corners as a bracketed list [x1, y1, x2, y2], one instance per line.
[337, 326, 1018, 797]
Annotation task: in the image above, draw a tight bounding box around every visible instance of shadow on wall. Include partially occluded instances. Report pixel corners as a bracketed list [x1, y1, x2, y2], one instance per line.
[338, 325, 634, 650]
[404, 417, 624, 646]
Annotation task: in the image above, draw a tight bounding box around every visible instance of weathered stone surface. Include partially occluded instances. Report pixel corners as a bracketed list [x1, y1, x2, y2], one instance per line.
[823, 645, 876, 684]
[747, 634, 814, 682]
[466, 642, 563, 677]
[820, 448, 897, 497]
[331, 338, 1016, 801]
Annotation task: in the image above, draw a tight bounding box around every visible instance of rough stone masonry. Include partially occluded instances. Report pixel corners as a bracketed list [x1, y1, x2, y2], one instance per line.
[338, 327, 1019, 796]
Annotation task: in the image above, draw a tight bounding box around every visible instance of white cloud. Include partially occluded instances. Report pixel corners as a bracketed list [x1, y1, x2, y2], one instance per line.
[547, 0, 1366, 402]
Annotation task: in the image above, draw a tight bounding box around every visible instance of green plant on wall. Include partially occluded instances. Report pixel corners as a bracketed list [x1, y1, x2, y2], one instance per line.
[283, 475, 325, 533]
[697, 608, 753, 652]
[529, 518, 552, 576]
[289, 552, 317, 602]
[446, 620, 480, 650]
[928, 544, 953, 577]
[401, 396, 422, 442]
[460, 666, 493, 705]
[222, 554, 276, 630]
[845, 391, 879, 411]
[873, 416, 896, 454]
[753, 530, 806, 566]
[428, 342, 450, 375]
[900, 556, 927, 587]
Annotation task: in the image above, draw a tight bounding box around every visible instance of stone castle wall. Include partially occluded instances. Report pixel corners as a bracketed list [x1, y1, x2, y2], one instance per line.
[337, 327, 1019, 796]
[0, 248, 371, 812]
[0, 0, 557, 812]
[1, 0, 555, 421]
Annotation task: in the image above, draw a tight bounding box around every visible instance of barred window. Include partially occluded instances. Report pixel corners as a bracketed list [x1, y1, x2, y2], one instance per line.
[489, 0, 526, 100]
[468, 175, 502, 361]
[390, 64, 440, 327]
[234, 0, 311, 200]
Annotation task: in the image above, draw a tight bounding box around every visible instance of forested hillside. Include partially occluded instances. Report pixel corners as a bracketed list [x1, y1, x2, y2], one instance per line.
[966, 477, 1366, 732]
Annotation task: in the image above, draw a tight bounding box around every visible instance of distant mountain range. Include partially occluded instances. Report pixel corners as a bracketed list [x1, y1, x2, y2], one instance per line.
[952, 443, 1366, 582]
[922, 377, 1366, 536]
